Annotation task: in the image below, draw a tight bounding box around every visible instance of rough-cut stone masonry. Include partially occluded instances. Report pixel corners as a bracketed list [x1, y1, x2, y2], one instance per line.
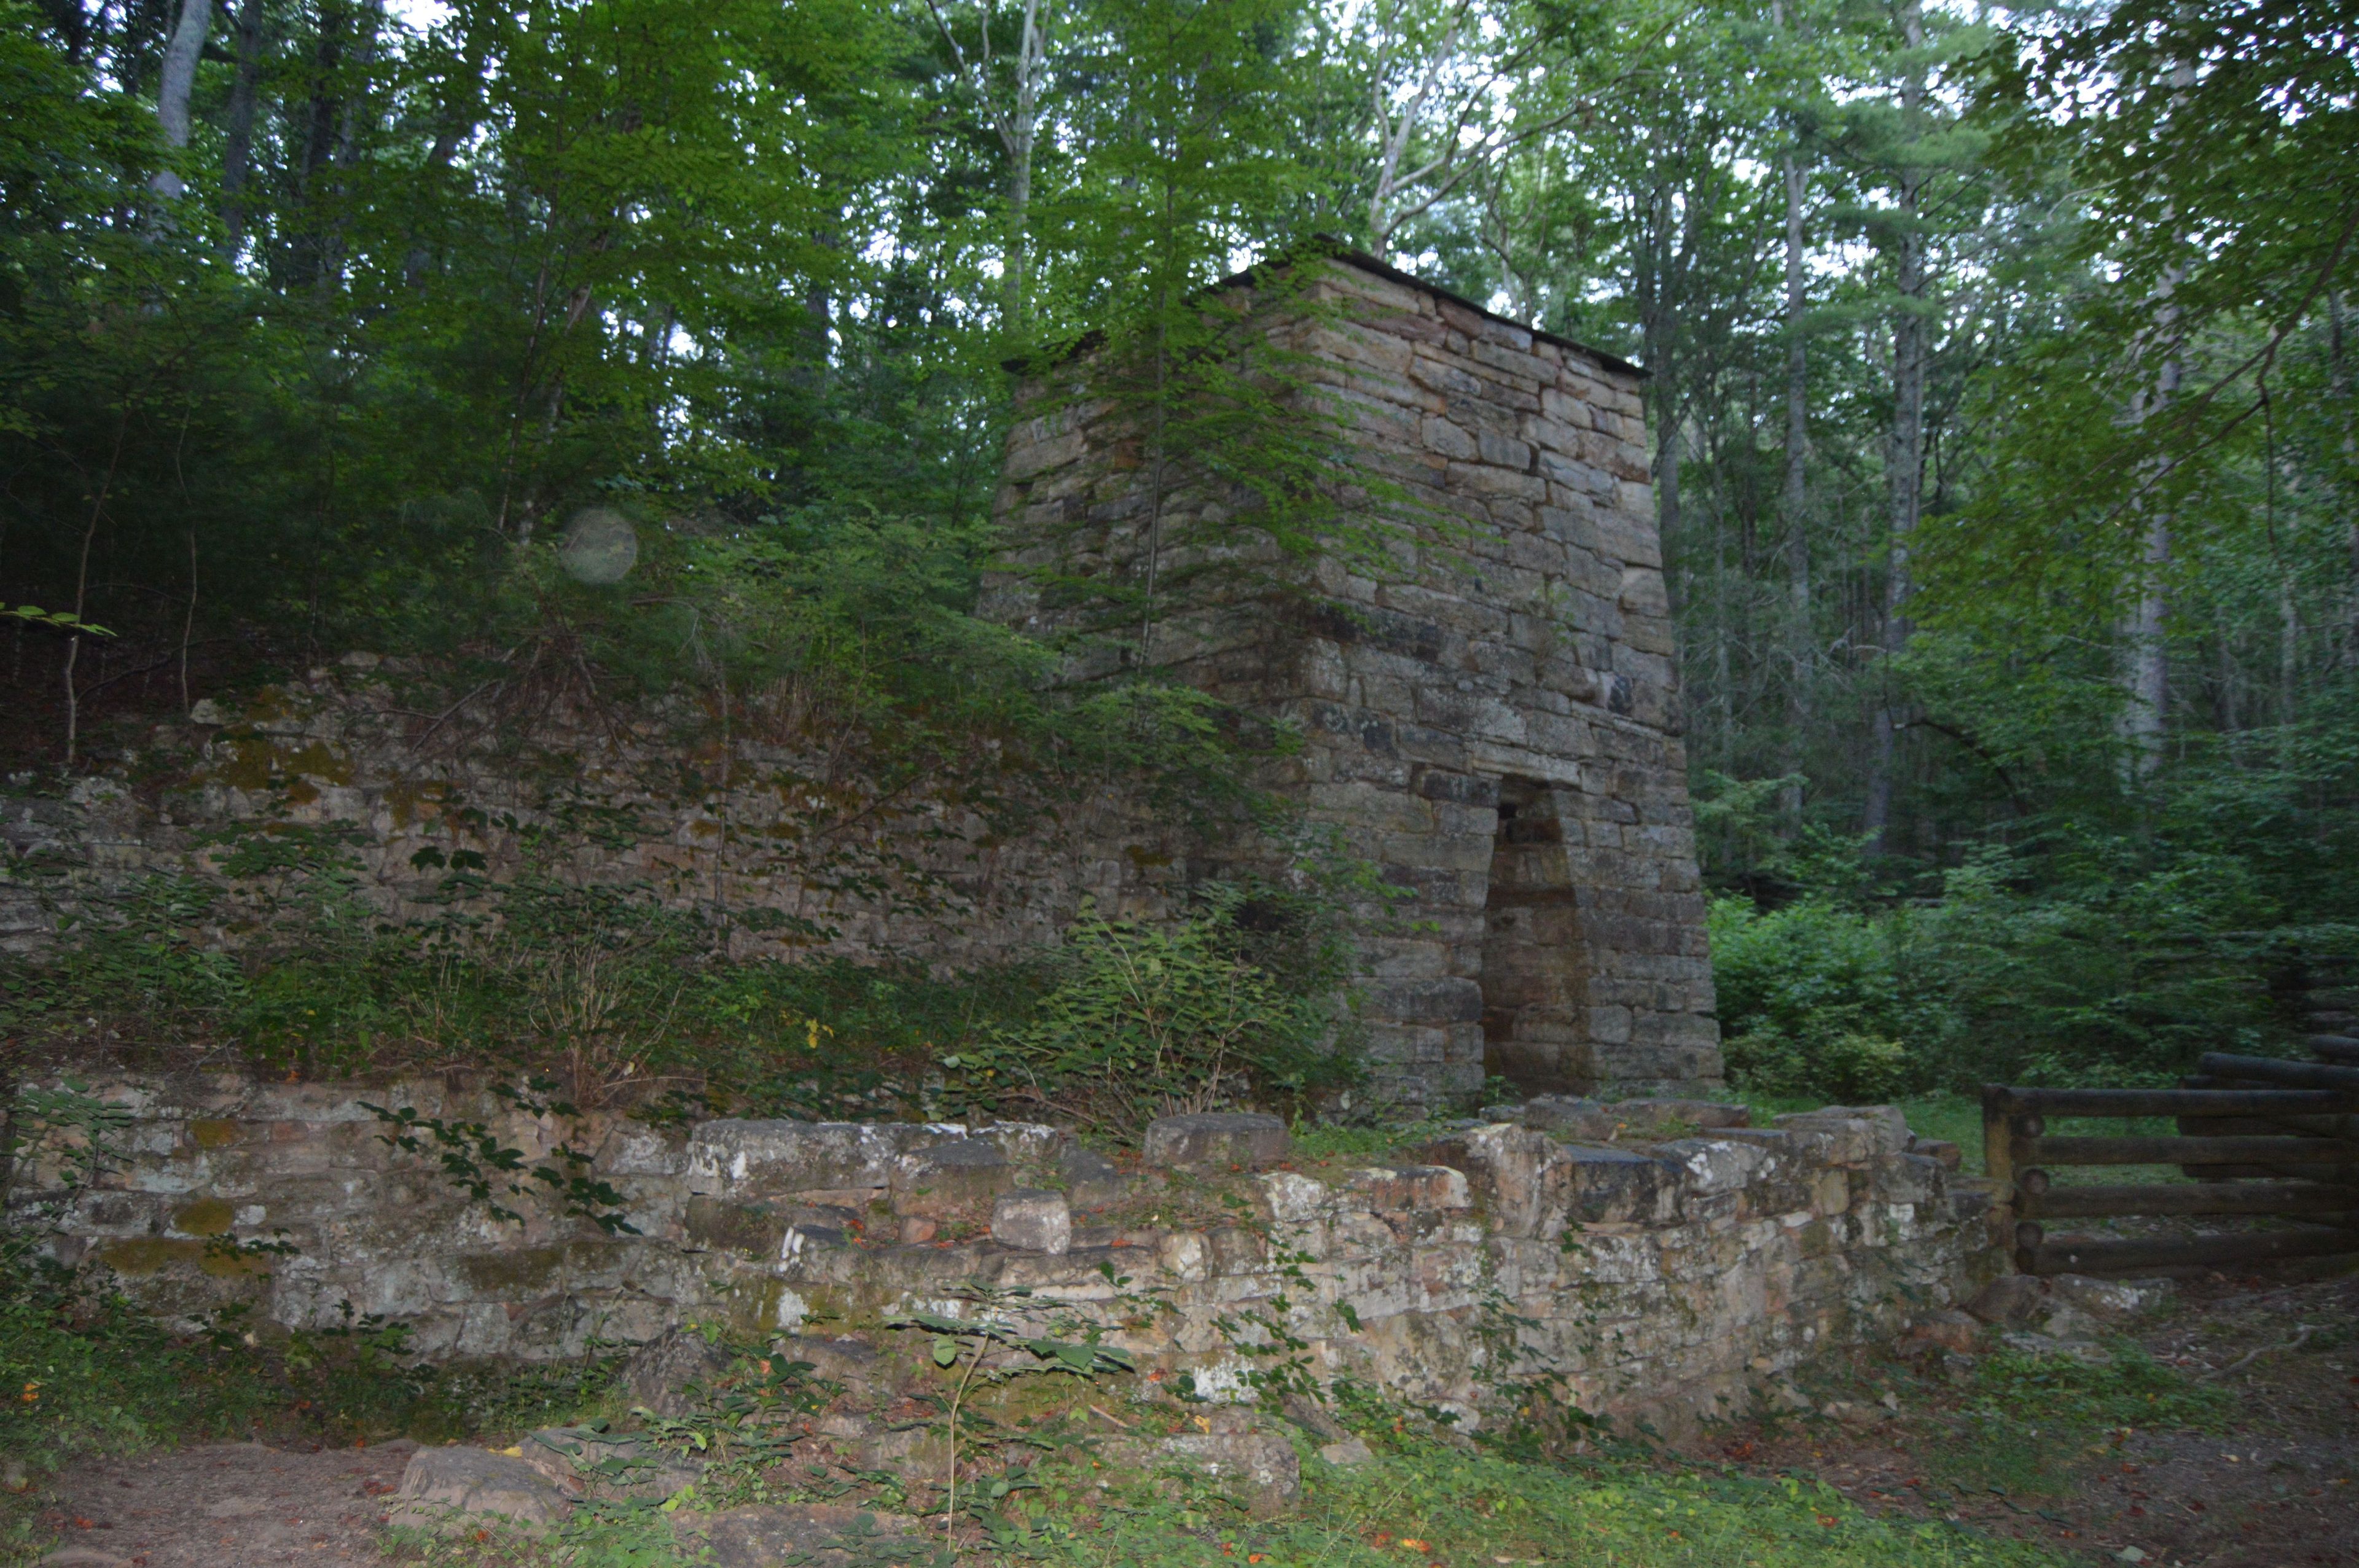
[7, 1075, 1998, 1437]
[984, 252, 1720, 1107]
[6, 255, 1716, 1115]
[0, 667, 1154, 972]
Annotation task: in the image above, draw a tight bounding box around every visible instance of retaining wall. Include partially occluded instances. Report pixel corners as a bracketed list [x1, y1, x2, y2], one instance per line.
[6, 1075, 2001, 1436]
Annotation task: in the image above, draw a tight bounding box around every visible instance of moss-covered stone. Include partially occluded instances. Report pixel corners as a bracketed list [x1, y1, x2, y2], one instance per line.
[173, 1197, 237, 1235]
[189, 1118, 241, 1149]
[685, 1196, 786, 1257]
[101, 1237, 208, 1274]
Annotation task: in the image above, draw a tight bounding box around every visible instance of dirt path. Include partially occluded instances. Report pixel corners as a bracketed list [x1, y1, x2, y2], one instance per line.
[1719, 1269, 2359, 1567]
[34, 1438, 415, 1568]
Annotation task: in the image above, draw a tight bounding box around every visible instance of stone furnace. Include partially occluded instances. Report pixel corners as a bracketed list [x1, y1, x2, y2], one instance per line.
[984, 248, 1721, 1108]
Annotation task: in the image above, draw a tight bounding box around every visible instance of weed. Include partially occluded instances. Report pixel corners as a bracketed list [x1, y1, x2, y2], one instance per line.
[888, 1282, 1133, 1537]
[1909, 1341, 2229, 1499]
[1034, 1429, 2071, 1568]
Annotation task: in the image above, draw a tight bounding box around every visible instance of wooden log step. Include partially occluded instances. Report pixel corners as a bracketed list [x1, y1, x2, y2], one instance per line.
[2311, 1036, 2359, 1065]
[2016, 1177, 2359, 1220]
[2022, 1134, 2359, 1166]
[1994, 1086, 2350, 1117]
[2176, 1112, 2359, 1139]
[2021, 1225, 2359, 1276]
[2175, 1163, 2359, 1184]
[2197, 1053, 2359, 1091]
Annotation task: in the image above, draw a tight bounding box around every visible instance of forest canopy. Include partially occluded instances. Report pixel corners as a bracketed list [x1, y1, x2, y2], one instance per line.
[2, 0, 2355, 1095]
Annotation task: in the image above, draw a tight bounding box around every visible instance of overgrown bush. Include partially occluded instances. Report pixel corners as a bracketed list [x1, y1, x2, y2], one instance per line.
[5, 812, 1374, 1125]
[947, 879, 1366, 1135]
[1707, 895, 1920, 1100]
[0, 860, 1044, 1115]
[1707, 832, 2340, 1100]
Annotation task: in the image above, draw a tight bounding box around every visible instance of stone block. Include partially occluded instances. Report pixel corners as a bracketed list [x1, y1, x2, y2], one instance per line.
[1963, 1273, 2043, 1327]
[775, 1335, 889, 1397]
[2047, 1273, 2173, 1322]
[1874, 1152, 1947, 1206]
[624, 1325, 734, 1415]
[1423, 416, 1478, 459]
[1907, 1136, 1964, 1170]
[689, 1120, 917, 1196]
[595, 1125, 688, 1177]
[674, 1503, 929, 1568]
[1345, 1165, 1470, 1212]
[891, 1139, 1014, 1216]
[977, 1120, 1068, 1171]
[521, 1427, 705, 1501]
[1059, 1146, 1128, 1211]
[1606, 1098, 1749, 1131]
[387, 1447, 573, 1533]
[1142, 1112, 1290, 1171]
[992, 1188, 1073, 1254]
[1107, 1414, 1301, 1517]
[684, 1195, 788, 1257]
[1772, 1106, 1911, 1165]
[1560, 1144, 1669, 1224]
[1363, 977, 1484, 1023]
[1509, 1096, 1618, 1141]
[1652, 1137, 1774, 1201]
[1901, 1309, 1982, 1354]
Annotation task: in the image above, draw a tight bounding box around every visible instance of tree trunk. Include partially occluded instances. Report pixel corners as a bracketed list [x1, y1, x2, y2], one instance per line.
[403, 22, 492, 286]
[2116, 59, 2194, 782]
[1656, 413, 1683, 557]
[151, 0, 213, 201]
[1864, 0, 1927, 854]
[800, 234, 836, 391]
[219, 0, 266, 255]
[2279, 564, 2300, 729]
[1003, 0, 1046, 329]
[2331, 291, 2357, 668]
[2117, 512, 2171, 774]
[288, 3, 347, 290]
[1778, 149, 1812, 820]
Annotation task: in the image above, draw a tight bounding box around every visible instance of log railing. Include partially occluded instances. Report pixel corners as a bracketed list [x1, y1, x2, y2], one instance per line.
[1982, 1057, 2359, 1276]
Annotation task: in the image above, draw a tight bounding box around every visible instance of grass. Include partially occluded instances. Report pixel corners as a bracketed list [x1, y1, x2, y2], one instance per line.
[1047, 1442, 2078, 1568]
[1922, 1342, 2229, 1499]
[1762, 1329, 2231, 1504]
[389, 1433, 2081, 1568]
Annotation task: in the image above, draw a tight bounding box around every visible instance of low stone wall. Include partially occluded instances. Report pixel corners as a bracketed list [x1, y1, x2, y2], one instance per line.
[5, 1075, 2000, 1437]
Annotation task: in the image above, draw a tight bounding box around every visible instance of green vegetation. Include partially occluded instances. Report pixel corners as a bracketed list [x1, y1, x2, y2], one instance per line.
[1704, 836, 2347, 1099]
[0, 1246, 624, 1559]
[1078, 1446, 2071, 1568]
[945, 877, 1373, 1134]
[379, 1409, 2084, 1568]
[382, 1452, 2066, 1566]
[0, 851, 1046, 1113]
[1927, 1345, 2230, 1498]
[0, 0, 2352, 1101]
[1, 852, 1384, 1125]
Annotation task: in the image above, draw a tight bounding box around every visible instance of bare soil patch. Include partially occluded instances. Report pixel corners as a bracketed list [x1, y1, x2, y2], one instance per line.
[35, 1438, 415, 1568]
[1718, 1268, 2359, 1566]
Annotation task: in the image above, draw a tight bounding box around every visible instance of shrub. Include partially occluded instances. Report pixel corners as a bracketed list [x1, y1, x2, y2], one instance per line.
[1708, 895, 1936, 1101]
[947, 882, 1362, 1135]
